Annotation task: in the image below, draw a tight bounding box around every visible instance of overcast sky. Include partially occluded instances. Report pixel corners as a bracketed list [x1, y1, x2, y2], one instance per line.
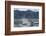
[14, 8, 39, 12]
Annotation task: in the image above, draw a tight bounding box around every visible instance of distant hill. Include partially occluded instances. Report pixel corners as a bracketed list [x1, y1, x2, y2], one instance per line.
[14, 10, 39, 19]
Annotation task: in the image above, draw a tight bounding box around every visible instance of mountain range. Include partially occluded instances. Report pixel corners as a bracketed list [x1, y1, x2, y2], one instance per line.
[14, 10, 39, 19]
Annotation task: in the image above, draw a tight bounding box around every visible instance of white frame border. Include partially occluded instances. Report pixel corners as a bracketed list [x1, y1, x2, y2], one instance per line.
[11, 5, 42, 32]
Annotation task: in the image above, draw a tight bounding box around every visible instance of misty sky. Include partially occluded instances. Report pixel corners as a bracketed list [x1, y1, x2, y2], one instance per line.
[14, 8, 39, 12]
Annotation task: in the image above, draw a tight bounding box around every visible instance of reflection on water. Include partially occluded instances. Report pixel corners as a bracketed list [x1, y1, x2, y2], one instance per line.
[14, 18, 39, 27]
